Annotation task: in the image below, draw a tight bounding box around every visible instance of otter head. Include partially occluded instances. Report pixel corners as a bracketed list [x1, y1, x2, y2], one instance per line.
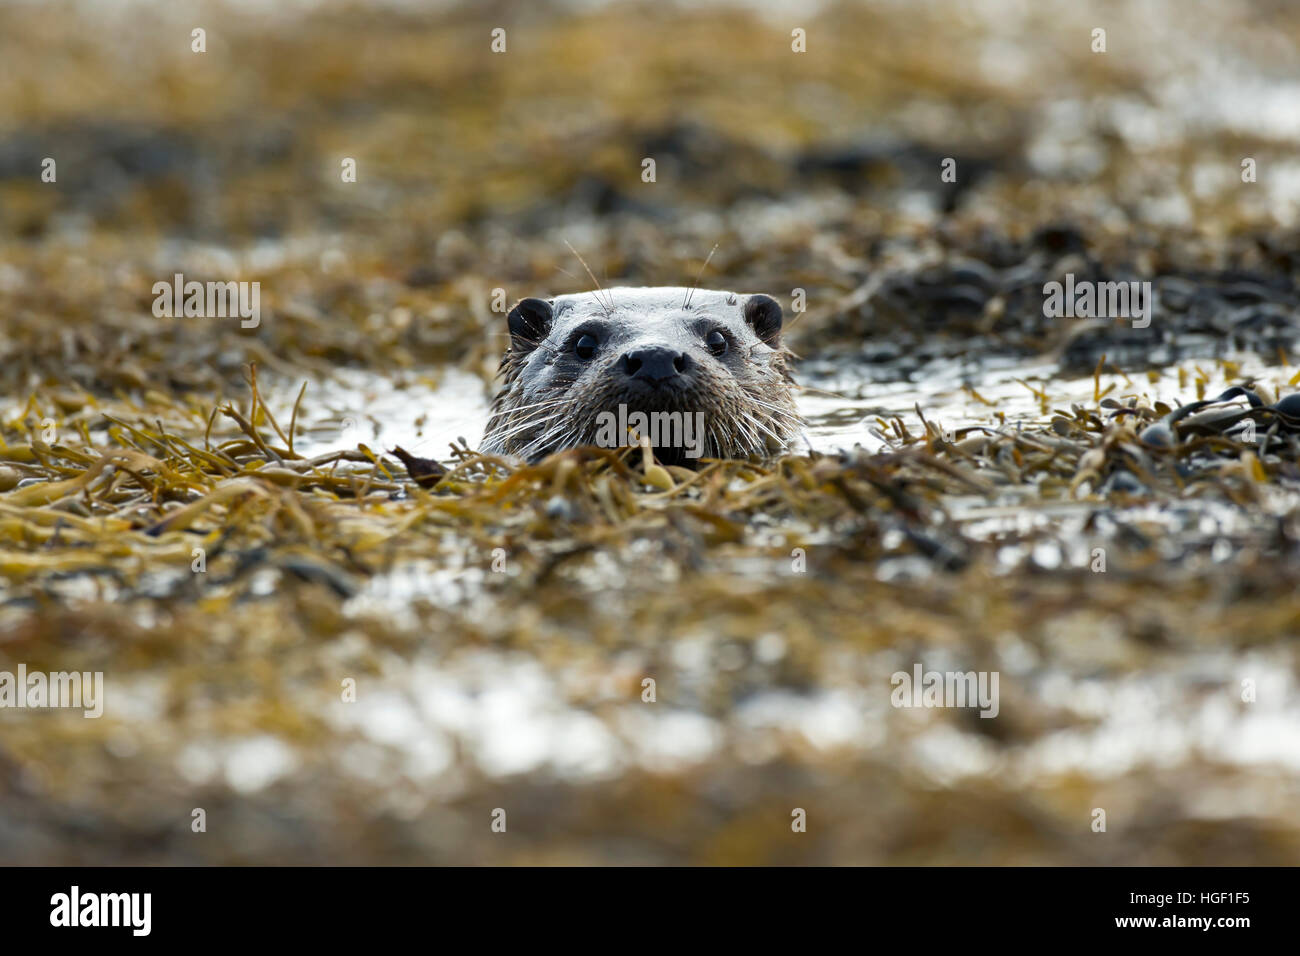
[481, 287, 801, 466]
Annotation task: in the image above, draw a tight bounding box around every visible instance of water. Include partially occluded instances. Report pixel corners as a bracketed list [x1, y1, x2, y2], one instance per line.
[238, 347, 1300, 797]
[278, 346, 1287, 465]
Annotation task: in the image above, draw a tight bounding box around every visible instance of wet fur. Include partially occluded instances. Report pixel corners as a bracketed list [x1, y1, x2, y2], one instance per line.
[481, 287, 801, 463]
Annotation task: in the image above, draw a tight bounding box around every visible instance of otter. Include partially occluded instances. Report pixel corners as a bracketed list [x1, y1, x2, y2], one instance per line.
[480, 287, 801, 466]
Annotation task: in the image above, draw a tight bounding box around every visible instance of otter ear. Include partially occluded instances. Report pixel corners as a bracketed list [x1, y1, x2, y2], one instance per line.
[507, 297, 554, 353]
[743, 294, 783, 346]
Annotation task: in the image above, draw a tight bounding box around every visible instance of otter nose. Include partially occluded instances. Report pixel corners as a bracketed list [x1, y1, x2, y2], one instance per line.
[620, 346, 691, 383]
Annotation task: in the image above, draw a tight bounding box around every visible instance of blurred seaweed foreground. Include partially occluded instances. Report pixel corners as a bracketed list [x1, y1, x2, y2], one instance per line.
[2, 0, 1300, 864]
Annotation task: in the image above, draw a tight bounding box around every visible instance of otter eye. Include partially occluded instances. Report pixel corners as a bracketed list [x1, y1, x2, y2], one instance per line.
[575, 333, 598, 360]
[705, 330, 728, 355]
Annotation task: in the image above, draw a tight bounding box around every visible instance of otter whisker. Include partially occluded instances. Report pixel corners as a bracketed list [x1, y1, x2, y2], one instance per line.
[741, 397, 799, 418]
[737, 420, 763, 451]
[746, 415, 786, 446]
[492, 417, 562, 446]
[520, 413, 580, 448]
[499, 397, 569, 416]
[489, 399, 567, 425]
[704, 424, 719, 458]
[682, 243, 720, 310]
[519, 423, 574, 459]
[500, 410, 565, 436]
[564, 240, 614, 317]
[491, 412, 566, 445]
[736, 389, 803, 426]
[716, 419, 747, 456]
